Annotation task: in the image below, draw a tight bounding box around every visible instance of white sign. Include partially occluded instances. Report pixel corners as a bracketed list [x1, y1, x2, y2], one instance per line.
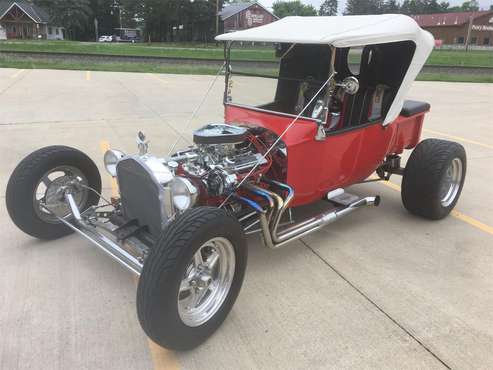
[245, 9, 264, 27]
[472, 24, 493, 32]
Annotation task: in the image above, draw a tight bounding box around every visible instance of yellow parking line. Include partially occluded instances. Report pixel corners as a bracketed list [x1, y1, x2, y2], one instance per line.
[451, 210, 493, 236]
[10, 69, 25, 78]
[378, 179, 401, 192]
[147, 339, 180, 370]
[377, 178, 493, 236]
[148, 74, 168, 84]
[99, 140, 118, 197]
[86, 71, 91, 81]
[423, 128, 493, 150]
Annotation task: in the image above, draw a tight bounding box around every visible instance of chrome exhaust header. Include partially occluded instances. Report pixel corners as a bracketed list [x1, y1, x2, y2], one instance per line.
[244, 182, 379, 249]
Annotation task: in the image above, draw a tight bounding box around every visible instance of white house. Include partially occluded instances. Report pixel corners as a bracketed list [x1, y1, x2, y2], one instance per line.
[0, 24, 6, 40]
[47, 25, 63, 40]
[0, 0, 64, 40]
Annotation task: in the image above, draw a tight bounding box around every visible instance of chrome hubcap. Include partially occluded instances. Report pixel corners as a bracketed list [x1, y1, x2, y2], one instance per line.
[439, 158, 463, 207]
[177, 237, 235, 327]
[33, 166, 89, 223]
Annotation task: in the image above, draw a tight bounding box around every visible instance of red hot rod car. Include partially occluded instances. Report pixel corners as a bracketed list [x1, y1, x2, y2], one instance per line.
[6, 15, 466, 350]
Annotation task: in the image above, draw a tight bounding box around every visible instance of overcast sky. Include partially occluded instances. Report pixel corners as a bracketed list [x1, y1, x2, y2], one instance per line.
[259, 0, 493, 14]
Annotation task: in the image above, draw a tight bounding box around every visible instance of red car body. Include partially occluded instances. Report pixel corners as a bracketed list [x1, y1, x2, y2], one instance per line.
[225, 104, 427, 207]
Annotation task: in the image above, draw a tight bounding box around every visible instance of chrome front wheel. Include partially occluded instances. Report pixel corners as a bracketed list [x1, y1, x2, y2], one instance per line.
[178, 237, 236, 327]
[137, 207, 247, 351]
[33, 165, 89, 223]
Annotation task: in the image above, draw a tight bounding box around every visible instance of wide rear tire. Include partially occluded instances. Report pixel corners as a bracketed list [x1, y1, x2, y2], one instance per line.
[137, 207, 247, 350]
[402, 139, 466, 220]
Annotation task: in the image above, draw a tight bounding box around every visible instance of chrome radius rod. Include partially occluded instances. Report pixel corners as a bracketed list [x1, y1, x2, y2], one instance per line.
[243, 180, 378, 249]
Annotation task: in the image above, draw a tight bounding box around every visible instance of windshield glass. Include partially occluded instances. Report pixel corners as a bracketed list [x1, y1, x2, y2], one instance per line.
[227, 42, 333, 119]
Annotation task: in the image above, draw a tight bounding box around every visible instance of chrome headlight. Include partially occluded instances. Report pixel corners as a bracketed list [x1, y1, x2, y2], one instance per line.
[171, 177, 198, 211]
[104, 149, 125, 177]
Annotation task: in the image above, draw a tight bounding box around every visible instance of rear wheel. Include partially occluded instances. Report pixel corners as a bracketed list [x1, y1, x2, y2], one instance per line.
[137, 207, 247, 350]
[6, 146, 101, 239]
[401, 139, 466, 220]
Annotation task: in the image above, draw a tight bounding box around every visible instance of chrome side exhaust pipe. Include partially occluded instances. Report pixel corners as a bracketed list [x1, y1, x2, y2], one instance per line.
[244, 183, 379, 249]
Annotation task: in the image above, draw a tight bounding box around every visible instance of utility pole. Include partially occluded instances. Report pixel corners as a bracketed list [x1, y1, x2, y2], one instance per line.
[465, 14, 474, 52]
[214, 0, 220, 44]
[111, 0, 123, 37]
[119, 7, 122, 30]
[94, 18, 99, 41]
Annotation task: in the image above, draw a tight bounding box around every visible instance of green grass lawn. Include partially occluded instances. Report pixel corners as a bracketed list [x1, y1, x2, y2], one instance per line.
[0, 40, 276, 61]
[417, 73, 493, 83]
[426, 49, 493, 67]
[0, 56, 221, 75]
[1, 55, 492, 83]
[1, 40, 493, 67]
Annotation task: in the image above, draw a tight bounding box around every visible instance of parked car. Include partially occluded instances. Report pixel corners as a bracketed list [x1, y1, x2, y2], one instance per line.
[98, 35, 113, 42]
[119, 36, 141, 43]
[6, 15, 466, 351]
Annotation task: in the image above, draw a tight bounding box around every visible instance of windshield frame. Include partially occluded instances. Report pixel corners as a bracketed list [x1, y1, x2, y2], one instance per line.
[222, 41, 336, 123]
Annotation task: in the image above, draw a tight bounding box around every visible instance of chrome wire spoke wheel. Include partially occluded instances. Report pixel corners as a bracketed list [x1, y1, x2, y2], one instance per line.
[33, 165, 89, 223]
[439, 158, 463, 207]
[178, 237, 236, 327]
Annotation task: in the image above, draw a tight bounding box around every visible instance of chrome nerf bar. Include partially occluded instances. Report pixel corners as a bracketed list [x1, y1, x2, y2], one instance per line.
[45, 193, 144, 275]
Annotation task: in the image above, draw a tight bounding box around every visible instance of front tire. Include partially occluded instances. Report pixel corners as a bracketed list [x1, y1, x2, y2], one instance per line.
[402, 139, 466, 220]
[137, 207, 247, 350]
[6, 146, 101, 239]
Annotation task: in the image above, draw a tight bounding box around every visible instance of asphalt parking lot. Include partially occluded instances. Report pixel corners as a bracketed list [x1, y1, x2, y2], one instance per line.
[0, 68, 492, 370]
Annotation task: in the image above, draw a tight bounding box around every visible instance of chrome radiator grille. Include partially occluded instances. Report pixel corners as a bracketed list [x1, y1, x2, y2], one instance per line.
[116, 157, 167, 237]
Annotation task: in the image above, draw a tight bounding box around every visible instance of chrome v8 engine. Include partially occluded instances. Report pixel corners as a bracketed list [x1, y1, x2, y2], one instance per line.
[170, 124, 268, 196]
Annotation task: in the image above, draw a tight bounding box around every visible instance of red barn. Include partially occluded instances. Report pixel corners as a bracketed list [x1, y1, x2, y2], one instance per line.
[219, 2, 278, 33]
[412, 11, 493, 46]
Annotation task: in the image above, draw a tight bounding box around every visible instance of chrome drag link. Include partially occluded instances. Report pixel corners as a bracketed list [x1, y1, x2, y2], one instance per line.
[41, 193, 144, 275]
[243, 182, 379, 249]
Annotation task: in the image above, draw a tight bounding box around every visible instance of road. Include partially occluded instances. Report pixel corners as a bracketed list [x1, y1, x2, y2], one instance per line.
[0, 68, 492, 370]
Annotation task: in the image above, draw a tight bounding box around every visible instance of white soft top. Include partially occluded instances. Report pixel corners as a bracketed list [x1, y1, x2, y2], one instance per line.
[216, 15, 434, 124]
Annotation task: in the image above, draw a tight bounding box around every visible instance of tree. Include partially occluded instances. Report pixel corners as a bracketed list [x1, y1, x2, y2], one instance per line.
[120, 0, 144, 29]
[319, 0, 337, 15]
[382, 0, 400, 12]
[400, 0, 449, 14]
[344, 0, 384, 15]
[460, 0, 479, 11]
[34, 0, 93, 39]
[272, 1, 317, 18]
